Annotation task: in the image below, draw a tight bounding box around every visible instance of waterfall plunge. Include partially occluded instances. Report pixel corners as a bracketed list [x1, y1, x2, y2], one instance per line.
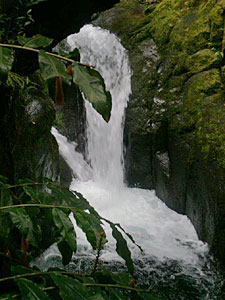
[67, 25, 131, 188]
[49, 25, 222, 298]
[53, 24, 208, 264]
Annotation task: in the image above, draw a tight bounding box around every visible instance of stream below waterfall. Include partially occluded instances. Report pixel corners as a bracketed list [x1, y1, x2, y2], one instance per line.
[35, 25, 224, 299]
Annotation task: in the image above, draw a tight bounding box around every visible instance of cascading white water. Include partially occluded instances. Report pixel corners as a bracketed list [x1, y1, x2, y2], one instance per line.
[62, 24, 208, 264]
[48, 25, 223, 298]
[67, 25, 131, 188]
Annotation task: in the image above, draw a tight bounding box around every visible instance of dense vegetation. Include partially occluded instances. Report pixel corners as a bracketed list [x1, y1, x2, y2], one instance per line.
[0, 0, 161, 299]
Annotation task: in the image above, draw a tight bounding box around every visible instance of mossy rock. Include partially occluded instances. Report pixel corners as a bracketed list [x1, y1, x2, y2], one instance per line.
[12, 88, 59, 182]
[95, 0, 225, 268]
[221, 65, 225, 83]
[185, 69, 223, 102]
[186, 49, 221, 74]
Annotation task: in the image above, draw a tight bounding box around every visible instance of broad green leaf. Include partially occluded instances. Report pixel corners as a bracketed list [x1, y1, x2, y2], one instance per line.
[0, 189, 13, 207]
[0, 189, 13, 243]
[114, 223, 143, 252]
[72, 210, 105, 250]
[110, 223, 134, 274]
[107, 289, 128, 300]
[58, 240, 73, 266]
[11, 265, 36, 276]
[52, 208, 77, 252]
[0, 211, 11, 243]
[9, 208, 39, 247]
[22, 184, 51, 204]
[137, 292, 162, 300]
[16, 278, 51, 300]
[39, 50, 70, 81]
[66, 48, 80, 61]
[90, 293, 107, 300]
[0, 293, 16, 300]
[9, 208, 31, 236]
[47, 183, 100, 217]
[72, 62, 112, 121]
[0, 47, 14, 81]
[17, 34, 53, 48]
[26, 0, 48, 6]
[110, 272, 132, 286]
[51, 273, 92, 300]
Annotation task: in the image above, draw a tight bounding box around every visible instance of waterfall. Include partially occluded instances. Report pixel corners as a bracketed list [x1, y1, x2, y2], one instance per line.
[67, 25, 131, 188]
[49, 25, 223, 298]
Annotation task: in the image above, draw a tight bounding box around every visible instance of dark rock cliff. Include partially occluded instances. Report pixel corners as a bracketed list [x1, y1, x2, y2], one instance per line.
[0, 80, 59, 183]
[0, 0, 119, 184]
[93, 0, 225, 266]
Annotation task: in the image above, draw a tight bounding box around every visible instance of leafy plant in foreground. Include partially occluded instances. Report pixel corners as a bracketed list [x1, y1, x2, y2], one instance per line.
[0, 33, 112, 121]
[0, 2, 162, 298]
[0, 176, 160, 299]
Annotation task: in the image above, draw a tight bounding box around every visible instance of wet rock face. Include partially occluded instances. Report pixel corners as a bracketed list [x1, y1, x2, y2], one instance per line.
[55, 83, 86, 186]
[56, 83, 86, 154]
[94, 0, 225, 266]
[94, 5, 161, 189]
[0, 86, 59, 183]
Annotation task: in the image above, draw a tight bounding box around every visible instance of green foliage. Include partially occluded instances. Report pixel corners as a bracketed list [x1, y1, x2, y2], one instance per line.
[26, 0, 48, 7]
[0, 2, 159, 298]
[51, 273, 92, 300]
[73, 210, 105, 250]
[17, 34, 53, 48]
[0, 0, 112, 122]
[0, 42, 112, 121]
[0, 47, 14, 82]
[0, 177, 136, 271]
[16, 278, 51, 300]
[72, 62, 112, 121]
[53, 111, 64, 128]
[0, 1, 44, 42]
[8, 207, 41, 247]
[52, 208, 77, 252]
[38, 50, 70, 82]
[110, 223, 134, 274]
[0, 177, 161, 299]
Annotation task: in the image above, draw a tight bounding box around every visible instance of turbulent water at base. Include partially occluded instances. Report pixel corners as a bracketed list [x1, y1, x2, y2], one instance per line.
[39, 25, 224, 299]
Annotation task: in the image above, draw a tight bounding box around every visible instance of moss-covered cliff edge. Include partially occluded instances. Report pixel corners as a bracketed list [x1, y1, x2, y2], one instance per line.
[94, 0, 225, 266]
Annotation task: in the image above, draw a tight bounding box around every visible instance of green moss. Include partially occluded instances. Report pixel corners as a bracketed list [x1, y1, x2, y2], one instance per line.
[221, 66, 225, 84]
[146, 0, 225, 53]
[54, 111, 64, 129]
[170, 70, 225, 166]
[102, 0, 225, 166]
[185, 69, 223, 101]
[185, 49, 221, 74]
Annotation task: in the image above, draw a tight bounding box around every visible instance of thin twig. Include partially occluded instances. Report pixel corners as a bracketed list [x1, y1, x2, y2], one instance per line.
[0, 181, 52, 190]
[0, 287, 56, 300]
[0, 43, 93, 68]
[0, 203, 75, 211]
[0, 270, 90, 284]
[1, 294, 19, 300]
[83, 282, 156, 293]
[91, 233, 104, 275]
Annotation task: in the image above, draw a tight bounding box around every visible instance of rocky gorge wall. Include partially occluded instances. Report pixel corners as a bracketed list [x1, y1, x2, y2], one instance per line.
[0, 0, 119, 184]
[93, 0, 225, 266]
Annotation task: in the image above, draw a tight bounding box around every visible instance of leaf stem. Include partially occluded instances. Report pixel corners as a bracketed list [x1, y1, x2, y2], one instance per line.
[0, 287, 56, 300]
[0, 43, 93, 68]
[83, 282, 156, 293]
[0, 271, 90, 284]
[0, 203, 76, 210]
[91, 233, 104, 275]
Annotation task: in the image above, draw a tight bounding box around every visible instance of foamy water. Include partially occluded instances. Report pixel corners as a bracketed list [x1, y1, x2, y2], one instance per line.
[38, 25, 223, 298]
